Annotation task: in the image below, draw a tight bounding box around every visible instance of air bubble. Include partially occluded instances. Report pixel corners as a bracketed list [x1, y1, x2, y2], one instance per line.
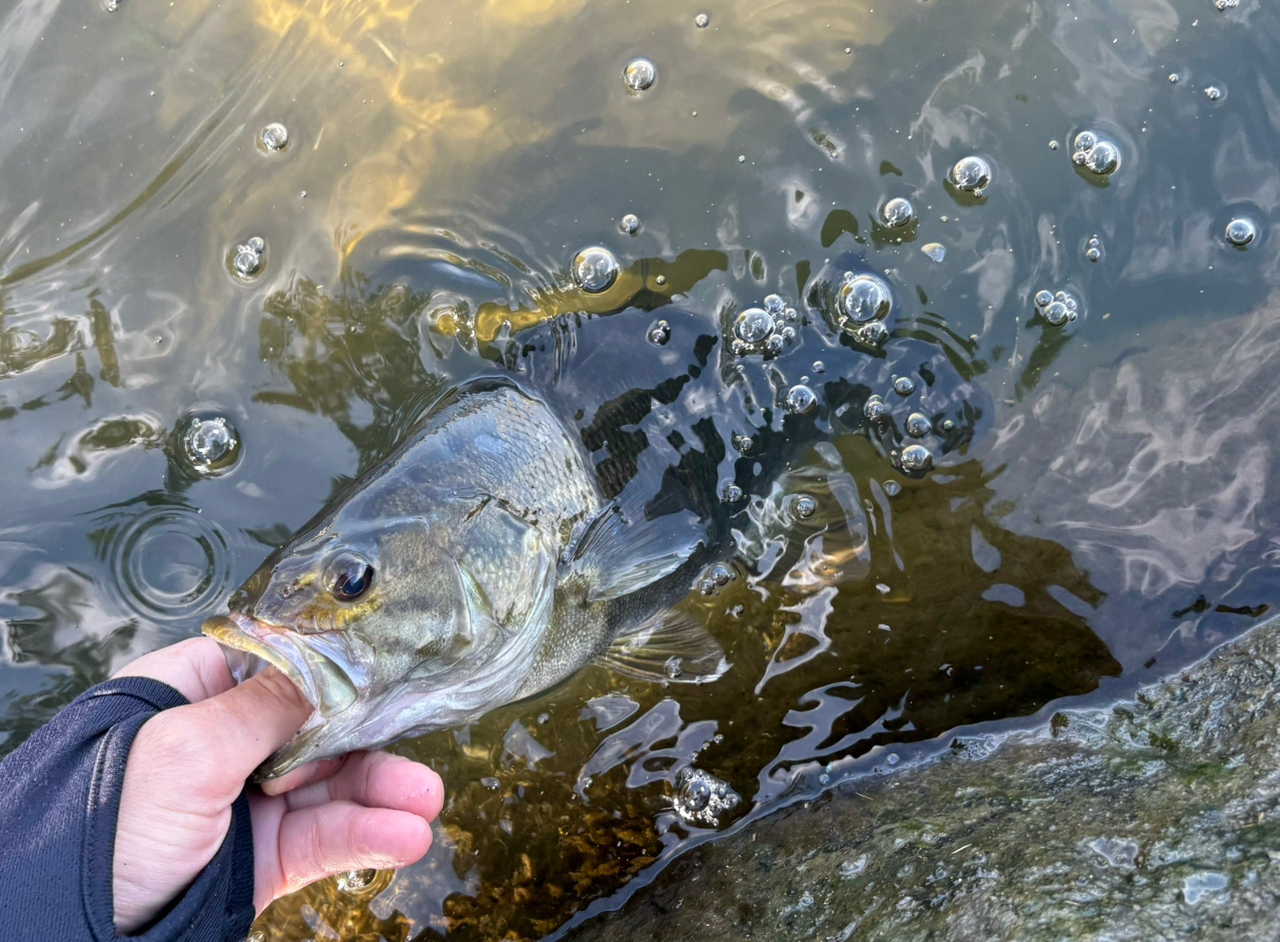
[1084, 141, 1119, 175]
[785, 384, 817, 415]
[734, 307, 776, 344]
[1204, 85, 1222, 101]
[764, 334, 785, 355]
[836, 273, 891, 324]
[1169, 73, 1179, 83]
[182, 415, 241, 473]
[812, 360, 825, 373]
[694, 12, 710, 27]
[231, 237, 265, 279]
[674, 768, 740, 826]
[1034, 289, 1054, 308]
[664, 656, 684, 679]
[900, 444, 933, 472]
[1071, 131, 1120, 176]
[335, 870, 378, 894]
[791, 495, 818, 520]
[893, 376, 916, 396]
[921, 242, 946, 262]
[648, 320, 671, 345]
[1043, 301, 1070, 326]
[864, 395, 889, 420]
[880, 197, 914, 227]
[732, 434, 753, 454]
[623, 58, 657, 92]
[698, 579, 715, 596]
[722, 483, 744, 503]
[711, 564, 732, 585]
[905, 413, 931, 438]
[260, 123, 289, 153]
[620, 213, 640, 236]
[949, 155, 992, 196]
[882, 480, 902, 496]
[571, 246, 620, 293]
[1225, 217, 1256, 247]
[764, 294, 785, 315]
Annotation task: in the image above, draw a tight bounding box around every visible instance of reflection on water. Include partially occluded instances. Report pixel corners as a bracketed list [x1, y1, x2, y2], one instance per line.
[3, 0, 1280, 937]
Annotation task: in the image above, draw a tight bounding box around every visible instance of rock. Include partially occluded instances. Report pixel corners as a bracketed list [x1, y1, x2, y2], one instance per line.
[568, 615, 1280, 941]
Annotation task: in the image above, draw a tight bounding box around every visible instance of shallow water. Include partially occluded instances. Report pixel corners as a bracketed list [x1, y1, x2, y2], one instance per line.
[3, 0, 1280, 938]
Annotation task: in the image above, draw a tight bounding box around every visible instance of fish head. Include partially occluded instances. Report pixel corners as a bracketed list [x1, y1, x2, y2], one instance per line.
[203, 515, 494, 777]
[203, 503, 557, 779]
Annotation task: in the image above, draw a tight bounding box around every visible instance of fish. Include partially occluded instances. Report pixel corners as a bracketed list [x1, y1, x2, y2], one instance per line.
[202, 378, 728, 779]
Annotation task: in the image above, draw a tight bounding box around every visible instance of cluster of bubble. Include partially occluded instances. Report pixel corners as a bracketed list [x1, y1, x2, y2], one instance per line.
[863, 384, 936, 473]
[1084, 234, 1104, 262]
[623, 58, 657, 92]
[698, 563, 736, 596]
[230, 237, 266, 279]
[224, 123, 292, 279]
[1215, 0, 1239, 9]
[673, 767, 741, 827]
[949, 155, 992, 198]
[831, 271, 892, 345]
[648, 319, 671, 346]
[1071, 130, 1120, 176]
[180, 414, 241, 474]
[1033, 288, 1079, 327]
[731, 294, 799, 356]
[571, 246, 621, 293]
[1226, 217, 1256, 247]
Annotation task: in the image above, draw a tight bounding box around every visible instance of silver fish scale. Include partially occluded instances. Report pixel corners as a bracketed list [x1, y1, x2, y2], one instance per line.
[428, 387, 601, 536]
[346, 385, 601, 548]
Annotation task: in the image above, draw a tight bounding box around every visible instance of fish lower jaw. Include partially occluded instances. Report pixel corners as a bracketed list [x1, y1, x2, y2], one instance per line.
[201, 613, 362, 716]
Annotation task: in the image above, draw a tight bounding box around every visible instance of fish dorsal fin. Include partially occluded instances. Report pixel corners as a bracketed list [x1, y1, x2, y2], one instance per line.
[597, 609, 729, 684]
[570, 505, 705, 603]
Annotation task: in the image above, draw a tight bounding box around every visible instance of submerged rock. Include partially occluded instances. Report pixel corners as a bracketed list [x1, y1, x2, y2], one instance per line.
[569, 614, 1280, 941]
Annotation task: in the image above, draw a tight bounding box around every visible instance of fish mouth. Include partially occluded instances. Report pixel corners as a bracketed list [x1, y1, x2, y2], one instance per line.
[202, 613, 374, 747]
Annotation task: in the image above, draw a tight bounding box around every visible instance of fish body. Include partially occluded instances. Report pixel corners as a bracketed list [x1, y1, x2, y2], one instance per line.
[204, 379, 724, 778]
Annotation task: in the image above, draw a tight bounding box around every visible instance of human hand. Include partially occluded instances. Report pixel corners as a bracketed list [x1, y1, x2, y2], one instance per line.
[110, 638, 443, 934]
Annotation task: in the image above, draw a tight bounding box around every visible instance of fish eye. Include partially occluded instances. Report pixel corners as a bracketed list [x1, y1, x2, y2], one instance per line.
[329, 553, 374, 602]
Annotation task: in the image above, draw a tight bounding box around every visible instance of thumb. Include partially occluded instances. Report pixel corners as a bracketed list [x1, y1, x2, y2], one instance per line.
[178, 667, 314, 796]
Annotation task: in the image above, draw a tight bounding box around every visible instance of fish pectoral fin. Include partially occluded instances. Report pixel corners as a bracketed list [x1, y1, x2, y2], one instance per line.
[597, 609, 729, 684]
[571, 505, 705, 603]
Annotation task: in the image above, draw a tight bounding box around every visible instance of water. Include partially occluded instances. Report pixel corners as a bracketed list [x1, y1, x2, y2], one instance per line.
[3, 0, 1280, 939]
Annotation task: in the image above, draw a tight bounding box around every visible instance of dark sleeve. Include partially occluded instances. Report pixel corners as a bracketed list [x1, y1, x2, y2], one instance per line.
[0, 676, 256, 942]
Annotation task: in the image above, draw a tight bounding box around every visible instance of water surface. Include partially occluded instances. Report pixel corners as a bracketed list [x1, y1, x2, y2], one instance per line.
[3, 0, 1280, 938]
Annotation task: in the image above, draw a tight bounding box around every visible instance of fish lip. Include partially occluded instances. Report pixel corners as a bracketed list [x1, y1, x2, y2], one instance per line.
[201, 613, 370, 718]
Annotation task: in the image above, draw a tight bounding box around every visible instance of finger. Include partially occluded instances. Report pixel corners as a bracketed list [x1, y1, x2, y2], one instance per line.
[282, 751, 444, 821]
[259, 757, 346, 798]
[113, 637, 235, 703]
[179, 667, 314, 793]
[262, 801, 433, 909]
